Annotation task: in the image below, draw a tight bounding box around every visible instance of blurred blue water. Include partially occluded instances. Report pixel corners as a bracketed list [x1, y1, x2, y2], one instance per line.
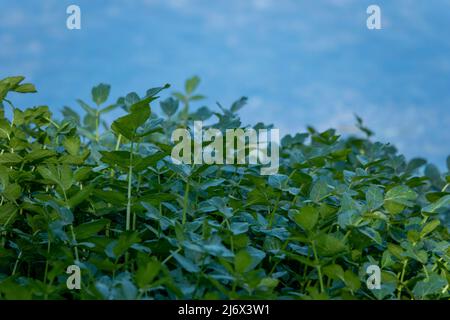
[1, 0, 449, 168]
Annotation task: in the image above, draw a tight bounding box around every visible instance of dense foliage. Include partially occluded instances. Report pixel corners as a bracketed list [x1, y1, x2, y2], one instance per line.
[0, 76, 449, 300]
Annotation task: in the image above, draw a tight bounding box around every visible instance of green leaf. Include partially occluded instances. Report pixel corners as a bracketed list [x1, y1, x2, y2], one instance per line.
[62, 106, 80, 124]
[343, 270, 361, 292]
[146, 83, 170, 98]
[387, 243, 404, 260]
[76, 99, 96, 116]
[422, 195, 450, 214]
[0, 76, 24, 91]
[292, 206, 319, 231]
[268, 174, 289, 190]
[407, 158, 427, 172]
[68, 185, 94, 208]
[381, 251, 395, 268]
[234, 249, 253, 273]
[24, 149, 56, 163]
[385, 185, 417, 206]
[420, 220, 440, 238]
[134, 153, 166, 172]
[366, 185, 384, 211]
[37, 165, 59, 183]
[0, 153, 23, 165]
[0, 279, 33, 300]
[171, 251, 200, 273]
[3, 183, 21, 201]
[230, 222, 249, 235]
[337, 210, 360, 229]
[203, 242, 234, 258]
[384, 185, 417, 213]
[105, 231, 141, 259]
[172, 92, 185, 101]
[310, 179, 331, 202]
[412, 274, 447, 298]
[0, 76, 37, 100]
[189, 94, 206, 101]
[0, 203, 18, 225]
[135, 259, 161, 288]
[111, 96, 154, 140]
[100, 103, 119, 114]
[47, 202, 74, 225]
[74, 218, 110, 240]
[185, 76, 200, 95]
[0, 119, 12, 138]
[402, 243, 428, 264]
[230, 97, 247, 113]
[14, 83, 37, 93]
[314, 233, 347, 257]
[358, 227, 382, 245]
[323, 264, 344, 280]
[160, 97, 179, 117]
[100, 151, 132, 168]
[92, 83, 111, 106]
[59, 165, 74, 191]
[192, 106, 212, 121]
[63, 136, 81, 156]
[246, 246, 266, 270]
[384, 201, 405, 215]
[37, 165, 73, 191]
[425, 164, 445, 188]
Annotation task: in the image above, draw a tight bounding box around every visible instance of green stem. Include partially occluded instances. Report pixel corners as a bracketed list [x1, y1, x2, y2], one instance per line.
[46, 118, 60, 129]
[110, 135, 122, 179]
[69, 225, 80, 262]
[397, 259, 408, 299]
[162, 247, 182, 265]
[224, 219, 234, 253]
[343, 230, 351, 241]
[126, 141, 134, 231]
[181, 101, 189, 123]
[43, 241, 50, 282]
[95, 112, 100, 142]
[268, 194, 281, 228]
[62, 189, 79, 262]
[182, 181, 190, 225]
[115, 134, 122, 150]
[268, 240, 289, 276]
[422, 265, 429, 280]
[312, 241, 324, 293]
[133, 170, 143, 231]
[12, 251, 22, 276]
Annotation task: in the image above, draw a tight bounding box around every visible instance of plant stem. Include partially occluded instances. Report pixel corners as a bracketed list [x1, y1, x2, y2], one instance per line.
[43, 241, 50, 282]
[162, 247, 182, 265]
[70, 225, 80, 262]
[182, 181, 190, 225]
[268, 194, 281, 228]
[110, 135, 122, 178]
[95, 112, 100, 142]
[62, 189, 79, 262]
[126, 141, 134, 231]
[224, 219, 234, 253]
[12, 251, 22, 276]
[397, 259, 408, 299]
[312, 241, 324, 293]
[115, 134, 122, 150]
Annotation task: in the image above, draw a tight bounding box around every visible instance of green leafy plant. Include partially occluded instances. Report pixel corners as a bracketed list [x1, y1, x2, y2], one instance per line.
[0, 75, 449, 300]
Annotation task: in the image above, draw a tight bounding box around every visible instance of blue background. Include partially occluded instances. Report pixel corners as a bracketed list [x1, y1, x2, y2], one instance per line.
[1, 0, 449, 167]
